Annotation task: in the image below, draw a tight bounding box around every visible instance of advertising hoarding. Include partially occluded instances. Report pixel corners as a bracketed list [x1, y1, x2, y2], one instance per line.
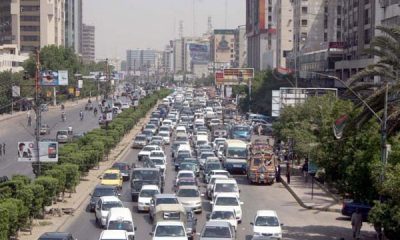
[17, 141, 58, 162]
[222, 68, 254, 85]
[188, 43, 209, 64]
[38, 142, 58, 162]
[12, 86, 20, 97]
[41, 70, 69, 86]
[58, 70, 69, 85]
[215, 71, 224, 85]
[78, 80, 83, 89]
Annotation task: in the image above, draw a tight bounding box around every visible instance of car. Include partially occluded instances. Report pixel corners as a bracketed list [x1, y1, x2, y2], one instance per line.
[142, 129, 154, 141]
[40, 124, 51, 135]
[145, 124, 158, 134]
[138, 145, 162, 161]
[98, 230, 128, 240]
[205, 170, 230, 184]
[95, 196, 124, 228]
[56, 130, 69, 143]
[212, 179, 239, 201]
[132, 134, 148, 149]
[172, 141, 189, 158]
[341, 199, 371, 220]
[208, 209, 238, 231]
[106, 207, 136, 239]
[211, 193, 243, 223]
[158, 131, 170, 144]
[151, 135, 165, 145]
[178, 162, 199, 176]
[212, 138, 226, 151]
[175, 177, 198, 191]
[89, 185, 119, 211]
[151, 221, 188, 240]
[138, 185, 160, 212]
[196, 145, 214, 156]
[121, 102, 130, 111]
[159, 125, 172, 135]
[207, 175, 229, 199]
[203, 162, 223, 182]
[176, 186, 203, 213]
[111, 162, 131, 181]
[175, 171, 196, 185]
[131, 168, 163, 201]
[101, 169, 123, 189]
[199, 221, 235, 240]
[198, 152, 215, 169]
[38, 232, 76, 240]
[251, 210, 283, 239]
[149, 194, 180, 220]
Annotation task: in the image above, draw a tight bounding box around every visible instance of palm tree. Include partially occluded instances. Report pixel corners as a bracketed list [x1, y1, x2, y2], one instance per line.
[347, 25, 400, 136]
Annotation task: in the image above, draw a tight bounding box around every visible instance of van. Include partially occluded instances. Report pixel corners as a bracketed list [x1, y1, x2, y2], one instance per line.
[106, 207, 136, 240]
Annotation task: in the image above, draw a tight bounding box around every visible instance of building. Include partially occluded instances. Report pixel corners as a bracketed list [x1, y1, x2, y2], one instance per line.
[38, 0, 65, 50]
[173, 38, 185, 73]
[81, 24, 95, 62]
[64, 0, 82, 54]
[126, 49, 157, 73]
[246, 0, 293, 71]
[0, 44, 29, 72]
[0, 0, 20, 48]
[210, 29, 236, 69]
[335, 0, 400, 83]
[162, 45, 174, 73]
[235, 25, 247, 68]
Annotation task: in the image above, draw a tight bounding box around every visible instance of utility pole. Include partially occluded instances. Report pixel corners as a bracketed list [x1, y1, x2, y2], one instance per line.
[34, 49, 42, 176]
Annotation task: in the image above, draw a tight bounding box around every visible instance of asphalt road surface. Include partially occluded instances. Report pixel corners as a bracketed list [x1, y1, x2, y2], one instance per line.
[0, 99, 100, 178]
[63, 135, 366, 240]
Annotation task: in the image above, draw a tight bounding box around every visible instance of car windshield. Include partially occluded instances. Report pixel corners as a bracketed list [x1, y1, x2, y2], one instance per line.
[233, 126, 250, 132]
[215, 183, 238, 193]
[133, 170, 159, 180]
[198, 141, 208, 146]
[151, 159, 164, 165]
[201, 153, 214, 159]
[215, 197, 239, 206]
[151, 152, 164, 157]
[155, 225, 185, 237]
[103, 173, 119, 180]
[143, 146, 156, 151]
[160, 127, 169, 132]
[176, 136, 188, 141]
[93, 188, 115, 197]
[255, 216, 280, 227]
[211, 211, 235, 220]
[101, 201, 122, 210]
[202, 226, 232, 238]
[108, 220, 133, 232]
[146, 125, 156, 129]
[140, 189, 159, 198]
[135, 136, 146, 141]
[178, 173, 194, 178]
[159, 132, 169, 137]
[206, 163, 222, 171]
[227, 148, 247, 158]
[143, 131, 153, 136]
[177, 189, 199, 197]
[157, 198, 178, 205]
[180, 163, 195, 170]
[178, 180, 196, 186]
[57, 131, 68, 135]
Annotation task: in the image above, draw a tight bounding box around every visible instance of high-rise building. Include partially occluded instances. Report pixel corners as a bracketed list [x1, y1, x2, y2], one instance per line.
[246, 0, 293, 71]
[1, 0, 67, 53]
[210, 29, 236, 69]
[335, 0, 400, 83]
[235, 26, 247, 68]
[81, 24, 95, 62]
[126, 49, 157, 72]
[64, 0, 82, 54]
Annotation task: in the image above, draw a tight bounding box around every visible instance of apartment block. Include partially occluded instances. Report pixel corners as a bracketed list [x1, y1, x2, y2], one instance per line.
[81, 24, 95, 62]
[126, 49, 157, 72]
[65, 0, 82, 54]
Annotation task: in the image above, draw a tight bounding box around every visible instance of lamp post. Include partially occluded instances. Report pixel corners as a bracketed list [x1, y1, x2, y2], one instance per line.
[302, 71, 389, 189]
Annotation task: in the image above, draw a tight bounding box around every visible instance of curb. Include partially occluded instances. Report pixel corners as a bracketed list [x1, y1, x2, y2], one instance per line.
[280, 177, 341, 213]
[0, 111, 25, 123]
[313, 179, 342, 203]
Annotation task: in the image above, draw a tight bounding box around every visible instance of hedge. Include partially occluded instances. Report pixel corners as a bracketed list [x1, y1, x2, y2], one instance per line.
[0, 88, 171, 239]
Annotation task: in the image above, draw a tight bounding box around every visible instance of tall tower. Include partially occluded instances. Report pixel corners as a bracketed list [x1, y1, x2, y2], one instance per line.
[179, 20, 184, 39]
[207, 16, 213, 35]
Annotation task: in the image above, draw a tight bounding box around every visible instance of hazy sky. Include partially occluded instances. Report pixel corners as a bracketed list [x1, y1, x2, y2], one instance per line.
[83, 0, 245, 60]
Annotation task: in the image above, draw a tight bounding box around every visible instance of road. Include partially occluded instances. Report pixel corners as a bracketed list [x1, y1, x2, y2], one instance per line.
[0, 99, 100, 178]
[63, 135, 372, 240]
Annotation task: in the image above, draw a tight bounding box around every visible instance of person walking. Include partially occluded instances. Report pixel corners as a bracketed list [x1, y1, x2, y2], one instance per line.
[286, 162, 291, 184]
[275, 164, 281, 182]
[2, 142, 5, 156]
[0, 144, 3, 159]
[351, 208, 363, 239]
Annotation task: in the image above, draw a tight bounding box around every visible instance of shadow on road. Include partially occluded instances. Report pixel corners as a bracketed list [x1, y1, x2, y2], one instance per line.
[283, 225, 375, 240]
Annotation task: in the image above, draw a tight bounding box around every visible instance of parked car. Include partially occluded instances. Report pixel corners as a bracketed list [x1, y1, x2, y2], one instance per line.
[341, 199, 371, 220]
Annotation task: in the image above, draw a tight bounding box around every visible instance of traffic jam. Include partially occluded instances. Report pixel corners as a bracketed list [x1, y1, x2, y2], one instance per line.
[92, 87, 281, 240]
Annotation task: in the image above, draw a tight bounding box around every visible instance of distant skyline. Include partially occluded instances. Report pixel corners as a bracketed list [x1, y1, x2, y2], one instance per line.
[83, 0, 245, 60]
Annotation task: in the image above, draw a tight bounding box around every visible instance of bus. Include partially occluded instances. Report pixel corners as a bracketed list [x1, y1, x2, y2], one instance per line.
[222, 139, 248, 174]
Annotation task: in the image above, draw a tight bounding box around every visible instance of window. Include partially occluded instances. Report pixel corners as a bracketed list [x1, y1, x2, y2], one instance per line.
[21, 35, 39, 41]
[364, 29, 371, 44]
[337, 6, 342, 15]
[324, 32, 328, 42]
[302, 7, 308, 14]
[337, 31, 342, 40]
[20, 16, 40, 21]
[364, 9, 370, 25]
[301, 19, 308, 26]
[337, 18, 341, 27]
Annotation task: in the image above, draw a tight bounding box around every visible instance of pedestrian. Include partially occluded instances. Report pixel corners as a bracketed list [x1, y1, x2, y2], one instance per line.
[275, 164, 281, 182]
[351, 208, 363, 239]
[286, 162, 291, 184]
[0, 144, 3, 159]
[2, 142, 5, 156]
[257, 124, 262, 136]
[302, 158, 309, 182]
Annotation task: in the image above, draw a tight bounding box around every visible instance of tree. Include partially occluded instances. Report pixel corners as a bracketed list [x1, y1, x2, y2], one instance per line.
[348, 26, 400, 136]
[34, 176, 58, 207]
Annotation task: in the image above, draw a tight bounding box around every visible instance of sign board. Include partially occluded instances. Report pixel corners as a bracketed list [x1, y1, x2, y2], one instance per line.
[222, 68, 254, 85]
[12, 86, 20, 97]
[188, 43, 209, 64]
[215, 71, 224, 85]
[75, 89, 80, 97]
[133, 100, 139, 107]
[271, 90, 280, 117]
[77, 80, 83, 89]
[41, 70, 69, 86]
[17, 141, 58, 162]
[68, 87, 75, 94]
[106, 112, 113, 122]
[308, 160, 318, 174]
[174, 75, 184, 82]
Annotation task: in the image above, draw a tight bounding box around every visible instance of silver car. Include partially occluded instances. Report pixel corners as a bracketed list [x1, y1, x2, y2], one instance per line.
[176, 186, 203, 213]
[199, 221, 235, 240]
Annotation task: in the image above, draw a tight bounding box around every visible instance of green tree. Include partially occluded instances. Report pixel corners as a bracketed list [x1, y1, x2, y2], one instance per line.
[34, 176, 58, 207]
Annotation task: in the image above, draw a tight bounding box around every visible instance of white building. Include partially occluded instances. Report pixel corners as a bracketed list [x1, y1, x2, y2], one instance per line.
[40, 0, 65, 48]
[0, 44, 29, 73]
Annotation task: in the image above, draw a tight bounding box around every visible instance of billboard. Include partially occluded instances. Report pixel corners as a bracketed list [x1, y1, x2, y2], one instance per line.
[17, 141, 58, 162]
[78, 80, 83, 89]
[222, 68, 254, 85]
[12, 86, 20, 97]
[41, 70, 68, 86]
[215, 71, 224, 85]
[188, 43, 209, 64]
[213, 30, 236, 64]
[174, 75, 184, 82]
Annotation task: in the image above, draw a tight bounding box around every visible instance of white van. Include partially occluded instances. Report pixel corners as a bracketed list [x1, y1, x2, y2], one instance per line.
[212, 178, 240, 201]
[106, 207, 136, 240]
[176, 126, 187, 135]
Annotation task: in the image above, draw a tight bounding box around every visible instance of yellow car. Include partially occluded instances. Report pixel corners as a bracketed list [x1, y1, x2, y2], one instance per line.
[101, 169, 123, 189]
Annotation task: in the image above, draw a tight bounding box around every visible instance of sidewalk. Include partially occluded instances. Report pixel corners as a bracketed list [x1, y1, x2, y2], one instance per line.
[280, 163, 342, 212]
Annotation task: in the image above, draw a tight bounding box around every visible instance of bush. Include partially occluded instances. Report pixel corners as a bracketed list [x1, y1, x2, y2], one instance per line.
[0, 206, 8, 240]
[28, 184, 44, 218]
[34, 176, 58, 207]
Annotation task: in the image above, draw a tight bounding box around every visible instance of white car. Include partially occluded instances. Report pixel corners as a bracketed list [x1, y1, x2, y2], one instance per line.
[211, 193, 243, 223]
[95, 196, 123, 228]
[206, 175, 229, 199]
[152, 221, 188, 240]
[209, 209, 238, 231]
[176, 186, 203, 213]
[137, 185, 160, 212]
[175, 170, 196, 185]
[138, 145, 162, 161]
[212, 138, 227, 151]
[99, 230, 128, 240]
[251, 210, 283, 239]
[158, 131, 170, 145]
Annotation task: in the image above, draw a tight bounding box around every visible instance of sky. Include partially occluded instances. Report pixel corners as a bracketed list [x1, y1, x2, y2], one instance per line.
[83, 0, 246, 60]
